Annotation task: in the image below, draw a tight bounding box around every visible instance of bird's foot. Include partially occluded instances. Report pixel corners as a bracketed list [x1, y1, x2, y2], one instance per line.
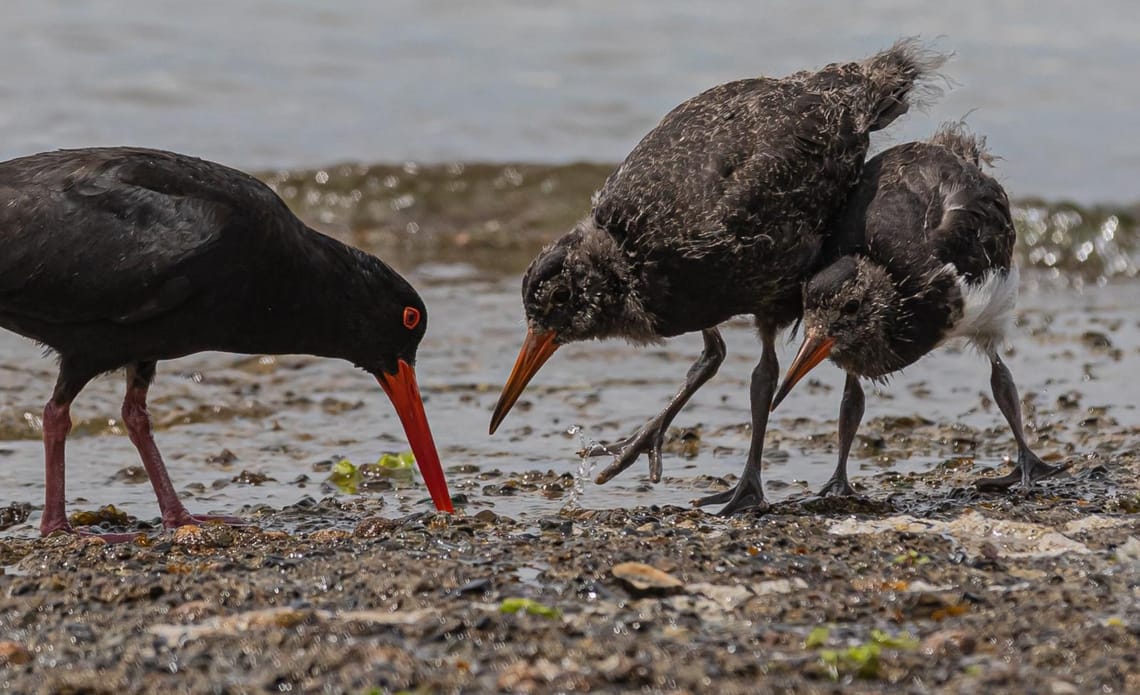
[39, 516, 73, 538]
[817, 475, 858, 498]
[975, 451, 1069, 493]
[39, 515, 143, 543]
[163, 511, 247, 529]
[692, 474, 768, 516]
[583, 424, 665, 484]
[693, 487, 734, 507]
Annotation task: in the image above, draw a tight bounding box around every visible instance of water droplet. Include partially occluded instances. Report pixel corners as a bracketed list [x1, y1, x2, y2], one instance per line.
[562, 425, 597, 510]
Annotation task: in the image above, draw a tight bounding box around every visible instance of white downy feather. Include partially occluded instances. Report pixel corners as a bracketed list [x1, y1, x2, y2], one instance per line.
[943, 265, 1019, 356]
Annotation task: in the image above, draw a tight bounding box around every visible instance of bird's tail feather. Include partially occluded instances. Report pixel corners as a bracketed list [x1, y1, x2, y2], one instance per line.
[858, 38, 949, 133]
[929, 121, 996, 167]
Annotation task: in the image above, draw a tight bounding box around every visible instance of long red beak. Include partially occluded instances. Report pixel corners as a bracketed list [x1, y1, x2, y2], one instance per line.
[771, 333, 836, 411]
[377, 359, 453, 513]
[488, 329, 559, 435]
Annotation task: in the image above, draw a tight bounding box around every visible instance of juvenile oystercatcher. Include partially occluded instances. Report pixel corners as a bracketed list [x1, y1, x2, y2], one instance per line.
[0, 147, 454, 537]
[771, 124, 1065, 494]
[489, 40, 946, 514]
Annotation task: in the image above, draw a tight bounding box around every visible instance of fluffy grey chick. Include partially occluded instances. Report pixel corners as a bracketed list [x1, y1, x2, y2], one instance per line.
[772, 123, 1066, 496]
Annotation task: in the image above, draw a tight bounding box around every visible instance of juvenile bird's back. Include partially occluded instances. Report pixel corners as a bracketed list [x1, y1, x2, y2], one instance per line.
[587, 40, 946, 334]
[850, 124, 1013, 282]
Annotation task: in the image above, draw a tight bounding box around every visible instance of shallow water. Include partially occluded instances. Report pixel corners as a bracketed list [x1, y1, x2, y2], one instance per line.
[1, 262, 1135, 536]
[1, 1, 1138, 203]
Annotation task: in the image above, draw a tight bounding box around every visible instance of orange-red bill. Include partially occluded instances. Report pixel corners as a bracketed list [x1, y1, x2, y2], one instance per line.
[771, 333, 836, 411]
[488, 328, 559, 435]
[377, 359, 454, 513]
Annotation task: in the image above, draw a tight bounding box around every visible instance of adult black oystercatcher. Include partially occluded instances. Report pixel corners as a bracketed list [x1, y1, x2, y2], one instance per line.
[0, 147, 454, 537]
[489, 40, 946, 514]
[771, 125, 1066, 494]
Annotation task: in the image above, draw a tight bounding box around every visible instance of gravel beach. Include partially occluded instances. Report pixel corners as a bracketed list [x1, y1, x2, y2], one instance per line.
[1, 440, 1137, 694]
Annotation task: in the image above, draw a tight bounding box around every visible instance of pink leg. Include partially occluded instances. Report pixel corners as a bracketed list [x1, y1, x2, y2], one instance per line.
[40, 374, 145, 542]
[40, 399, 74, 536]
[122, 363, 244, 528]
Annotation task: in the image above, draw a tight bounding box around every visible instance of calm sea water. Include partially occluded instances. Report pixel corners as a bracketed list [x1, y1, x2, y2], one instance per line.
[0, 0, 1137, 203]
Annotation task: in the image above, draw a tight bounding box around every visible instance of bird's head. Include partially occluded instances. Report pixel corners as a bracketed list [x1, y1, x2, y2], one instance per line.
[488, 218, 654, 434]
[353, 268, 452, 513]
[772, 256, 896, 409]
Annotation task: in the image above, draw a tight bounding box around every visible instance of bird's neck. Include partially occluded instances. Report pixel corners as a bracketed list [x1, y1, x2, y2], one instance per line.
[256, 228, 401, 363]
[581, 223, 659, 344]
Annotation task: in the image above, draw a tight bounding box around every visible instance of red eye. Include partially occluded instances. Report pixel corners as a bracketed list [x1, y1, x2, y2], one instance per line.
[402, 306, 421, 330]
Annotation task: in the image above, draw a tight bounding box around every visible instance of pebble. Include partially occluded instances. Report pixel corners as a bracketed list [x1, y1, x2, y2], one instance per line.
[612, 562, 683, 591]
[0, 641, 32, 666]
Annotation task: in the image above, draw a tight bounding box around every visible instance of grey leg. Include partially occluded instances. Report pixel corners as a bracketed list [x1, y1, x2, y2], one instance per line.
[693, 325, 777, 514]
[819, 373, 863, 497]
[975, 354, 1067, 491]
[591, 328, 726, 484]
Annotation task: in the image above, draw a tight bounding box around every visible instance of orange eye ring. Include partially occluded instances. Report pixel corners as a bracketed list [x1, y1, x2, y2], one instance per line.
[402, 306, 421, 330]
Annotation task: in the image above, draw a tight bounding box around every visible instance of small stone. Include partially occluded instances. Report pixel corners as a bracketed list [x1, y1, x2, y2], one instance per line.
[111, 466, 149, 484]
[1080, 331, 1113, 350]
[172, 523, 234, 547]
[920, 629, 977, 656]
[0, 640, 32, 666]
[308, 528, 350, 543]
[1049, 680, 1080, 695]
[496, 658, 561, 693]
[1114, 536, 1140, 567]
[354, 516, 401, 538]
[232, 469, 273, 485]
[173, 525, 206, 545]
[205, 449, 239, 467]
[167, 600, 212, 623]
[612, 562, 683, 591]
[689, 582, 754, 610]
[473, 510, 500, 524]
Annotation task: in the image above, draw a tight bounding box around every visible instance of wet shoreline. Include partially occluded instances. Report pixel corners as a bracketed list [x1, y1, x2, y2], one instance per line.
[1, 161, 1138, 692]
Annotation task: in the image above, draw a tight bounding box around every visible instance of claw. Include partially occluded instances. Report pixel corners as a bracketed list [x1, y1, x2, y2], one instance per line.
[817, 476, 857, 498]
[590, 426, 666, 485]
[975, 452, 1069, 492]
[693, 474, 768, 516]
[161, 510, 247, 529]
[648, 444, 663, 483]
[692, 487, 734, 507]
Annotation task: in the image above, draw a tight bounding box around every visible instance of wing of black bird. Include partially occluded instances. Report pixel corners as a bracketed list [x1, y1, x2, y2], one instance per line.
[0, 148, 281, 325]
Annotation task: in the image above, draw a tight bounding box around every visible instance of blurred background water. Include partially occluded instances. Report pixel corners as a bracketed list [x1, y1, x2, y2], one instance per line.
[1, 0, 1137, 203]
[1, 1, 1138, 534]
